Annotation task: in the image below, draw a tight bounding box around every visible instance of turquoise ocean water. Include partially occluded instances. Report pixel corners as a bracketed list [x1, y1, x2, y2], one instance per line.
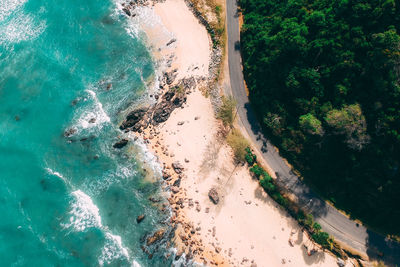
[0, 0, 172, 266]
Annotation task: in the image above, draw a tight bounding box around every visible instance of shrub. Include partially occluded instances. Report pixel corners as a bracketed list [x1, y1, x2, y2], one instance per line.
[260, 177, 275, 192]
[250, 165, 264, 178]
[227, 129, 249, 162]
[312, 231, 332, 249]
[245, 147, 256, 165]
[218, 96, 237, 126]
[313, 222, 322, 232]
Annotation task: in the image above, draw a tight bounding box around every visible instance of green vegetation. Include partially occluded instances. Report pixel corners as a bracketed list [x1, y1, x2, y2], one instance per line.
[239, 0, 400, 235]
[245, 147, 257, 165]
[226, 129, 249, 162]
[217, 96, 237, 126]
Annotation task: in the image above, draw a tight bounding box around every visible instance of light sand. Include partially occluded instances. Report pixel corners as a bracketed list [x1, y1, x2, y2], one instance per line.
[137, 0, 354, 266]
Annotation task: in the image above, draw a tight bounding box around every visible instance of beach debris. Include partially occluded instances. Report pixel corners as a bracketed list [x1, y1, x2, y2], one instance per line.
[172, 161, 184, 174]
[184, 158, 189, 163]
[250, 263, 257, 267]
[212, 226, 216, 237]
[177, 121, 185, 125]
[288, 238, 294, 247]
[166, 38, 177, 46]
[194, 116, 200, 120]
[282, 259, 286, 264]
[113, 139, 129, 149]
[205, 207, 209, 213]
[146, 228, 166, 246]
[136, 214, 145, 223]
[208, 188, 219, 204]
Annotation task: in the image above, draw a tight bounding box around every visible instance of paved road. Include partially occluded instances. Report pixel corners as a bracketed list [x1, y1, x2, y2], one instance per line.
[225, 0, 400, 264]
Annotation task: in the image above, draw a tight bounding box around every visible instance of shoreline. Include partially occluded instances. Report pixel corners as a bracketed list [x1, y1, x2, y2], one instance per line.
[121, 0, 353, 266]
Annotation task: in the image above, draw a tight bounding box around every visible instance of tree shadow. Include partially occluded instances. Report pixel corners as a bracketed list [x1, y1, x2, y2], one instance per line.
[366, 229, 400, 267]
[301, 246, 326, 265]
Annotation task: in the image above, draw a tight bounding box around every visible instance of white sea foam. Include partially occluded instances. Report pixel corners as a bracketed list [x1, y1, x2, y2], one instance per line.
[0, 0, 46, 46]
[76, 89, 111, 129]
[0, 0, 27, 22]
[45, 167, 69, 185]
[64, 190, 102, 231]
[70, 88, 111, 134]
[99, 232, 131, 266]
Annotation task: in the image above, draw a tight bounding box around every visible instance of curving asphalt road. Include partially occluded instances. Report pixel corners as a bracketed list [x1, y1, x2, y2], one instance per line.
[225, 0, 400, 264]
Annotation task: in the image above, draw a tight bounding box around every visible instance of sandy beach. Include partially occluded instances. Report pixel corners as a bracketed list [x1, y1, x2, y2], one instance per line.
[129, 0, 354, 266]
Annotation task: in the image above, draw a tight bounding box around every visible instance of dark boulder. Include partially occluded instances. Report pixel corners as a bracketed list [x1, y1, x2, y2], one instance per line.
[152, 103, 172, 124]
[113, 139, 129, 149]
[137, 214, 145, 223]
[120, 107, 147, 131]
[64, 128, 77, 137]
[208, 188, 219, 204]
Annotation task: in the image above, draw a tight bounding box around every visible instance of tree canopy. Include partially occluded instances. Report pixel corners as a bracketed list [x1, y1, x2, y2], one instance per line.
[240, 0, 400, 234]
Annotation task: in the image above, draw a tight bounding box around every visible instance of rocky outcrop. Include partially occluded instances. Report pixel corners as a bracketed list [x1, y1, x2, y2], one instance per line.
[208, 188, 219, 204]
[146, 228, 166, 246]
[113, 139, 129, 149]
[119, 107, 148, 131]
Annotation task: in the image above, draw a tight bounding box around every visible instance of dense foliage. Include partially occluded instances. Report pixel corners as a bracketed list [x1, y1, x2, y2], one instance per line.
[240, 0, 400, 234]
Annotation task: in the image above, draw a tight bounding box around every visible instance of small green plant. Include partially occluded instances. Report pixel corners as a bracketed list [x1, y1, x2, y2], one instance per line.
[305, 214, 314, 228]
[227, 129, 249, 163]
[218, 96, 237, 127]
[245, 147, 257, 165]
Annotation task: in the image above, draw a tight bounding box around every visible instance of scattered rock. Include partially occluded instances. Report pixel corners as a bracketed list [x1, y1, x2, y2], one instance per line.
[122, 7, 131, 16]
[172, 161, 184, 174]
[177, 121, 185, 126]
[137, 214, 145, 223]
[89, 118, 96, 123]
[337, 258, 345, 267]
[215, 247, 221, 253]
[171, 186, 180, 194]
[194, 116, 200, 120]
[64, 128, 77, 137]
[184, 158, 190, 163]
[113, 139, 129, 149]
[173, 178, 181, 187]
[208, 188, 219, 204]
